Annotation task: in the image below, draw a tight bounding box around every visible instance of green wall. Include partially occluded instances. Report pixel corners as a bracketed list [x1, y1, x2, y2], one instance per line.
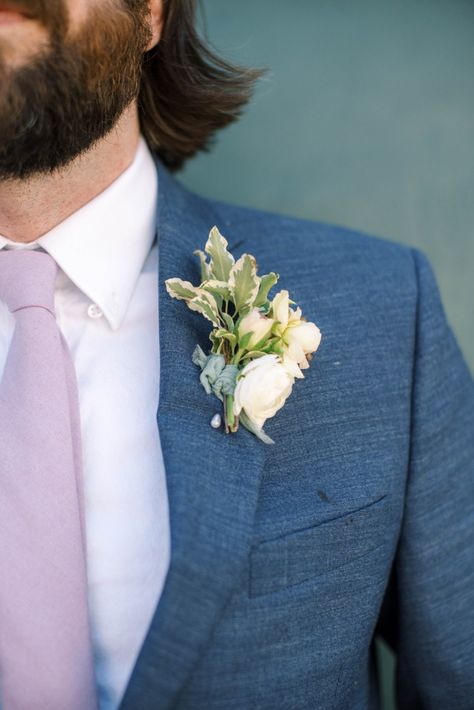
[182, 0, 474, 375]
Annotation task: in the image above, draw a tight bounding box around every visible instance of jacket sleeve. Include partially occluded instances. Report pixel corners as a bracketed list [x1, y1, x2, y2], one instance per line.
[395, 248, 474, 708]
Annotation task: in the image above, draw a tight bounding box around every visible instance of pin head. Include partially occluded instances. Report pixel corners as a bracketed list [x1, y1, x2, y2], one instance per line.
[210, 413, 222, 429]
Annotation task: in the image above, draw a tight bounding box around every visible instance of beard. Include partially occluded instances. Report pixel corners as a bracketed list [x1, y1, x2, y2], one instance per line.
[0, 0, 151, 180]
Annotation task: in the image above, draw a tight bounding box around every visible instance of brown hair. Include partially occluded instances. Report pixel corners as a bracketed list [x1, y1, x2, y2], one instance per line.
[138, 0, 264, 171]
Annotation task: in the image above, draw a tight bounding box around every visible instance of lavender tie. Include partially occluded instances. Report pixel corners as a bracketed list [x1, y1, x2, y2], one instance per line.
[0, 251, 98, 709]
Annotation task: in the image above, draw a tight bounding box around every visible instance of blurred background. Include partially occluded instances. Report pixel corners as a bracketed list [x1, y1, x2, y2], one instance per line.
[182, 0, 474, 380]
[181, 1, 474, 707]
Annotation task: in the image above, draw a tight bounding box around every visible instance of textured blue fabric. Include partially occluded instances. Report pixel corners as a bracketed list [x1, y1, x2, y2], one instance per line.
[119, 162, 474, 710]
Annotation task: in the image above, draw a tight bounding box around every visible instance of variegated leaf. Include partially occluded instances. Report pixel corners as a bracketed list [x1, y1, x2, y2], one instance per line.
[209, 329, 224, 353]
[201, 279, 232, 300]
[204, 226, 235, 281]
[165, 278, 201, 301]
[228, 253, 259, 313]
[187, 291, 221, 326]
[194, 249, 211, 282]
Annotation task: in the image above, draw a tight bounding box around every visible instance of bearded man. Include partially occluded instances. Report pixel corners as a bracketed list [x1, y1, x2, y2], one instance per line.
[0, 1, 473, 709]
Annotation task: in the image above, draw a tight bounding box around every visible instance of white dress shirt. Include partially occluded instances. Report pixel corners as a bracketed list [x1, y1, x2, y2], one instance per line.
[0, 138, 170, 709]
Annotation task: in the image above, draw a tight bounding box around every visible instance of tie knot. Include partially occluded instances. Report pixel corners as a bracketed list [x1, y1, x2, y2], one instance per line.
[0, 250, 57, 314]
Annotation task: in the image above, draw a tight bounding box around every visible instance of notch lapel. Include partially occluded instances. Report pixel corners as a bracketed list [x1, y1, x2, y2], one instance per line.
[120, 163, 267, 709]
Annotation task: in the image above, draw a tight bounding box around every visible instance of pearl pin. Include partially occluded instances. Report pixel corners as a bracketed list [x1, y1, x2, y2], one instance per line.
[210, 413, 222, 429]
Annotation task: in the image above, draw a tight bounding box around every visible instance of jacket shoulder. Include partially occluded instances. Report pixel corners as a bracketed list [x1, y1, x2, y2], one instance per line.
[206, 197, 418, 294]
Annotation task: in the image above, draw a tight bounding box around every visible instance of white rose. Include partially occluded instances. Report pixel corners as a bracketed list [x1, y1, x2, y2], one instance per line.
[285, 321, 321, 369]
[233, 354, 294, 429]
[238, 308, 274, 349]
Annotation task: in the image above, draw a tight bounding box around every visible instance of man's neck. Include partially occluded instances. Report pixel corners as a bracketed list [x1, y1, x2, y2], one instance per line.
[0, 104, 141, 244]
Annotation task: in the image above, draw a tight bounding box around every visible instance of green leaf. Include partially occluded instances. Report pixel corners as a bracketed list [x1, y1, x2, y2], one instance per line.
[228, 253, 259, 313]
[214, 328, 237, 348]
[194, 250, 211, 282]
[239, 411, 275, 445]
[254, 272, 279, 308]
[204, 226, 235, 281]
[165, 278, 201, 301]
[222, 313, 235, 333]
[262, 337, 284, 355]
[249, 331, 274, 352]
[243, 350, 267, 359]
[271, 321, 285, 337]
[187, 291, 221, 326]
[201, 279, 232, 300]
[238, 331, 253, 351]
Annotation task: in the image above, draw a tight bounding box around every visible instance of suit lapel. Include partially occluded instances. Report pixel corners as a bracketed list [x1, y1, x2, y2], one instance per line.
[120, 162, 267, 709]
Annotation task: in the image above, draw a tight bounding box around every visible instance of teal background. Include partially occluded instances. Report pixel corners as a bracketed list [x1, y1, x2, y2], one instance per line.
[180, 2, 474, 707]
[181, 0, 474, 378]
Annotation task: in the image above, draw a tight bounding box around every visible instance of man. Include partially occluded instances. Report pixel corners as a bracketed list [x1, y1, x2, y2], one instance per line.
[0, 1, 472, 709]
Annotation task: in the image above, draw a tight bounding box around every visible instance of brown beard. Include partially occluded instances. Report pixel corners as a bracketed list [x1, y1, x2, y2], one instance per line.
[0, 0, 151, 180]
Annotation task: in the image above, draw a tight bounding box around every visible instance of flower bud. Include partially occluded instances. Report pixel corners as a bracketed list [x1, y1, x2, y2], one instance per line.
[271, 290, 290, 329]
[238, 308, 273, 349]
[284, 321, 321, 369]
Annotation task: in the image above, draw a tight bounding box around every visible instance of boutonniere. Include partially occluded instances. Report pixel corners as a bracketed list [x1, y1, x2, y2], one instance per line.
[165, 227, 321, 444]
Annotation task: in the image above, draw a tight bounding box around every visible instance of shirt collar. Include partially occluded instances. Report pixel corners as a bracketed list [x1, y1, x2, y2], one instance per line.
[0, 136, 158, 330]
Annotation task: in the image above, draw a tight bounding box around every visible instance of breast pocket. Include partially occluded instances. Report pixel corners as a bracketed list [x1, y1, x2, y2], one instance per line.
[249, 494, 390, 597]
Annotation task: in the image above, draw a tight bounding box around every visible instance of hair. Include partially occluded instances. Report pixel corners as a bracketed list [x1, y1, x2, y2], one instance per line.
[138, 0, 264, 171]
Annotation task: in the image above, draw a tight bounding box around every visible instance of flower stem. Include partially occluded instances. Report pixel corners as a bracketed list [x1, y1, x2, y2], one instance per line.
[232, 348, 245, 365]
[226, 394, 236, 432]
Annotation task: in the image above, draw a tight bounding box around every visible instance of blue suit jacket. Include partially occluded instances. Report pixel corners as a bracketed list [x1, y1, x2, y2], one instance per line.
[120, 162, 474, 709]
